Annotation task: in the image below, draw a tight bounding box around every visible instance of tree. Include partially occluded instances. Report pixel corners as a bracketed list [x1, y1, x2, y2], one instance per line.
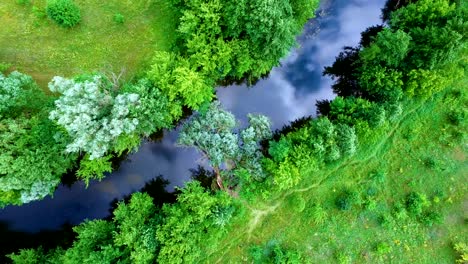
[122, 78, 174, 136]
[358, 65, 404, 103]
[323, 47, 363, 97]
[0, 71, 46, 117]
[381, 0, 417, 22]
[0, 71, 77, 206]
[113, 193, 160, 264]
[389, 0, 456, 32]
[49, 75, 140, 160]
[178, 102, 272, 193]
[359, 28, 412, 68]
[157, 181, 232, 263]
[46, 0, 81, 28]
[9, 193, 161, 264]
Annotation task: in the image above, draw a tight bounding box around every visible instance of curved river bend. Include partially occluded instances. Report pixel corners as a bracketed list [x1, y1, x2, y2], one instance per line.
[0, 0, 386, 233]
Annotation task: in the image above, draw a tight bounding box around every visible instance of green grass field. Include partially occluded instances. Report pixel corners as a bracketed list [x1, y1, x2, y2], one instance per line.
[205, 80, 467, 263]
[0, 0, 178, 87]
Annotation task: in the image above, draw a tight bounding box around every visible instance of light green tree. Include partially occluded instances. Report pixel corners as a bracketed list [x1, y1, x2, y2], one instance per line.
[178, 102, 272, 192]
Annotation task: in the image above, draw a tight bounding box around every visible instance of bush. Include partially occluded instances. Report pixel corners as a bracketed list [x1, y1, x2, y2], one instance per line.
[16, 0, 31, 5]
[307, 203, 328, 225]
[0, 62, 11, 73]
[46, 0, 81, 28]
[249, 241, 303, 264]
[454, 242, 468, 264]
[288, 193, 306, 213]
[421, 210, 443, 226]
[405, 192, 430, 216]
[375, 242, 392, 256]
[447, 109, 465, 126]
[335, 190, 360, 211]
[113, 13, 125, 24]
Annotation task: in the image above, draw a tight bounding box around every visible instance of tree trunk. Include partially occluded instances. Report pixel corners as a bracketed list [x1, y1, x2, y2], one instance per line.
[213, 167, 225, 191]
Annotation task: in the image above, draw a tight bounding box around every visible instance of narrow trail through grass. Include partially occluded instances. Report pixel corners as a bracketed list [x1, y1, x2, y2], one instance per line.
[245, 101, 426, 236]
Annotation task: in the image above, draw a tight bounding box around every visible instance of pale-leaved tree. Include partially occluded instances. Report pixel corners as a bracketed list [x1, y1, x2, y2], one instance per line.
[49, 75, 140, 159]
[178, 102, 272, 193]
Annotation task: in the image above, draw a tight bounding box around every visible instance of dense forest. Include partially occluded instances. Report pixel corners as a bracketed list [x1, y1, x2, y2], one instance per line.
[0, 0, 467, 263]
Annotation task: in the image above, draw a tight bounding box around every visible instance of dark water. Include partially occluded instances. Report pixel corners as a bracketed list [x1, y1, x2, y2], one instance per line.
[0, 0, 386, 234]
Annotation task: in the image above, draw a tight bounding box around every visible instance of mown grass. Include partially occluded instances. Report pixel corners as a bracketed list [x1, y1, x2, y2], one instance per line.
[205, 81, 467, 263]
[0, 0, 178, 87]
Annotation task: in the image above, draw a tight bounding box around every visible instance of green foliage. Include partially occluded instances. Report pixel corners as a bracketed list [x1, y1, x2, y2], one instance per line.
[212, 205, 236, 227]
[113, 13, 125, 24]
[178, 102, 272, 191]
[76, 155, 113, 186]
[290, 0, 320, 29]
[249, 241, 303, 264]
[405, 69, 448, 98]
[454, 242, 468, 264]
[389, 0, 456, 32]
[16, 0, 31, 5]
[157, 181, 232, 263]
[360, 28, 412, 68]
[421, 210, 443, 227]
[113, 193, 160, 264]
[155, 0, 320, 111]
[288, 193, 306, 213]
[328, 97, 386, 128]
[0, 71, 45, 117]
[265, 117, 358, 191]
[359, 65, 404, 103]
[122, 79, 174, 136]
[62, 220, 121, 263]
[10, 192, 160, 264]
[335, 190, 360, 211]
[49, 75, 140, 159]
[0, 62, 10, 73]
[374, 242, 392, 256]
[0, 71, 77, 205]
[8, 247, 64, 264]
[307, 204, 328, 225]
[148, 51, 213, 112]
[46, 0, 81, 28]
[405, 192, 430, 216]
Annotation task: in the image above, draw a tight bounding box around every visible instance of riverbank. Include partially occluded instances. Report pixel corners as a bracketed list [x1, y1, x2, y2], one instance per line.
[206, 80, 467, 262]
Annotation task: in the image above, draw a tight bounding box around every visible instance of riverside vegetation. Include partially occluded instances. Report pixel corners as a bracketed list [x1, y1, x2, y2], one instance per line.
[1, 0, 467, 263]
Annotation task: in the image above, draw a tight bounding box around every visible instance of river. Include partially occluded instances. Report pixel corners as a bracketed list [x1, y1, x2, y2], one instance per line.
[0, 0, 386, 235]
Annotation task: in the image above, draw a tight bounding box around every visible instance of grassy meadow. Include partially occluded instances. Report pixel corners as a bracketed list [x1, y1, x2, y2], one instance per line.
[205, 80, 468, 263]
[0, 0, 178, 87]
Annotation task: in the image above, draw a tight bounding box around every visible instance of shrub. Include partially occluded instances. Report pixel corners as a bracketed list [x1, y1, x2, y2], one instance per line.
[32, 6, 47, 19]
[46, 0, 81, 28]
[454, 242, 468, 264]
[288, 193, 306, 213]
[0, 62, 11, 73]
[113, 13, 125, 24]
[447, 109, 465, 126]
[335, 190, 360, 211]
[371, 170, 386, 184]
[421, 210, 443, 226]
[405, 192, 430, 216]
[392, 202, 408, 220]
[308, 204, 328, 225]
[17, 0, 31, 5]
[375, 242, 392, 256]
[212, 205, 235, 227]
[249, 241, 303, 264]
